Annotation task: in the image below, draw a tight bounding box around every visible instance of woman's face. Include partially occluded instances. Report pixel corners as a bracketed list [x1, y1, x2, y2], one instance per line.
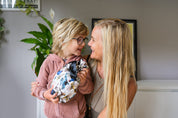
[88, 26, 103, 61]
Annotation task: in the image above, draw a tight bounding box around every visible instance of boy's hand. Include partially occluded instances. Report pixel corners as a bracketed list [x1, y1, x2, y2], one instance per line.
[31, 81, 39, 97]
[77, 68, 89, 85]
[43, 87, 59, 104]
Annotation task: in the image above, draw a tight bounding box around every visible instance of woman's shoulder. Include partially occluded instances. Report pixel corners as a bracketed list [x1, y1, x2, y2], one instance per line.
[128, 77, 137, 88]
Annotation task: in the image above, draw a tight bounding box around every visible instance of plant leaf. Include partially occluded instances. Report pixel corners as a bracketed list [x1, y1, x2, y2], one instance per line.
[30, 44, 38, 51]
[31, 56, 37, 70]
[47, 32, 53, 45]
[38, 23, 49, 33]
[25, 8, 32, 15]
[35, 49, 45, 76]
[37, 42, 50, 49]
[38, 23, 52, 45]
[28, 31, 47, 40]
[21, 38, 41, 44]
[0, 27, 4, 32]
[49, 37, 53, 46]
[15, 0, 26, 8]
[41, 16, 53, 31]
[46, 49, 50, 55]
[0, 18, 4, 24]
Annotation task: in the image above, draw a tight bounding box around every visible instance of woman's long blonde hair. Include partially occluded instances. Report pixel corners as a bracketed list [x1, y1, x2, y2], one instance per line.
[95, 19, 135, 118]
[51, 18, 89, 55]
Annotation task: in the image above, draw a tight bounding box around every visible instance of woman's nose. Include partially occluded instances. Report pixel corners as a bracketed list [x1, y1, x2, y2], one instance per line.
[88, 40, 91, 47]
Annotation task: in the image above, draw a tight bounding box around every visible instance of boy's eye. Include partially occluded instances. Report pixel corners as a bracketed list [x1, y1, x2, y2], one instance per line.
[84, 37, 88, 41]
[78, 38, 82, 42]
[72, 37, 87, 45]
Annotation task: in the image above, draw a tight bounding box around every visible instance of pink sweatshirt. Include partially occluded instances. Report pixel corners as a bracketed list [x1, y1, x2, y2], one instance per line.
[34, 54, 94, 118]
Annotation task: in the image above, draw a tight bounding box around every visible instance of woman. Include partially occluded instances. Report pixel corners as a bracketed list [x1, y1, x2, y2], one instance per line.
[87, 18, 137, 118]
[31, 18, 137, 118]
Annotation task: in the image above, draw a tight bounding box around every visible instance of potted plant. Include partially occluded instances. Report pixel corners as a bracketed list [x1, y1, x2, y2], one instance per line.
[16, 1, 54, 76]
[21, 16, 53, 76]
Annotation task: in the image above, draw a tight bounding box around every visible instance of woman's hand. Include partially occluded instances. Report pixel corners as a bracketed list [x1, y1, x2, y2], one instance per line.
[43, 87, 59, 104]
[77, 68, 89, 85]
[31, 81, 39, 97]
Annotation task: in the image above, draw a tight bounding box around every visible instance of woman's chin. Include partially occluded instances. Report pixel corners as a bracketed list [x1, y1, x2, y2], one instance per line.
[90, 53, 95, 59]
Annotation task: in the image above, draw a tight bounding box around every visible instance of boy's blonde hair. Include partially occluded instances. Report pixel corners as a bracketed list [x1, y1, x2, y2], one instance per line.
[95, 19, 135, 118]
[51, 18, 89, 55]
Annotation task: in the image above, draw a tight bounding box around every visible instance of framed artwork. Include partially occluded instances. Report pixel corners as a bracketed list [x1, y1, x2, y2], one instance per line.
[92, 18, 137, 79]
[0, 0, 40, 11]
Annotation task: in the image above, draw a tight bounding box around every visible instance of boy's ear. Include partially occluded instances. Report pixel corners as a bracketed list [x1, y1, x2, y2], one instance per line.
[61, 42, 68, 52]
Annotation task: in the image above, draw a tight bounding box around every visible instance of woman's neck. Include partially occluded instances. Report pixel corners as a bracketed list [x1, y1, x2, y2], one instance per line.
[97, 61, 104, 79]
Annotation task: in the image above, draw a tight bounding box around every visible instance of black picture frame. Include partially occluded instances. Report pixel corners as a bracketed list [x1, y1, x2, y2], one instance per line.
[92, 18, 137, 80]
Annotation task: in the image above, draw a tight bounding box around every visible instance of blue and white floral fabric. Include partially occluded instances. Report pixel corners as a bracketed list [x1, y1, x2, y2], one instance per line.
[51, 59, 88, 103]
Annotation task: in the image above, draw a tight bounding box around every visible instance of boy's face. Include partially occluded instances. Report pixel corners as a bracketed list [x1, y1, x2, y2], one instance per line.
[62, 35, 86, 59]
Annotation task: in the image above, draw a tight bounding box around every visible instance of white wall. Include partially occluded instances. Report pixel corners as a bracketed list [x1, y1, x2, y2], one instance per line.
[0, 0, 178, 118]
[140, 0, 178, 80]
[128, 80, 178, 118]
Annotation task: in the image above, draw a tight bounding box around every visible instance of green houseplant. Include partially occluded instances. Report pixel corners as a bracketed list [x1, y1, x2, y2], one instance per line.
[16, 1, 54, 76]
[0, 9, 5, 45]
[21, 16, 53, 76]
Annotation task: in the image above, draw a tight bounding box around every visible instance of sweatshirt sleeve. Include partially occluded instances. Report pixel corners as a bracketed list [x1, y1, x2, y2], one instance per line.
[33, 58, 50, 100]
[78, 68, 94, 94]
